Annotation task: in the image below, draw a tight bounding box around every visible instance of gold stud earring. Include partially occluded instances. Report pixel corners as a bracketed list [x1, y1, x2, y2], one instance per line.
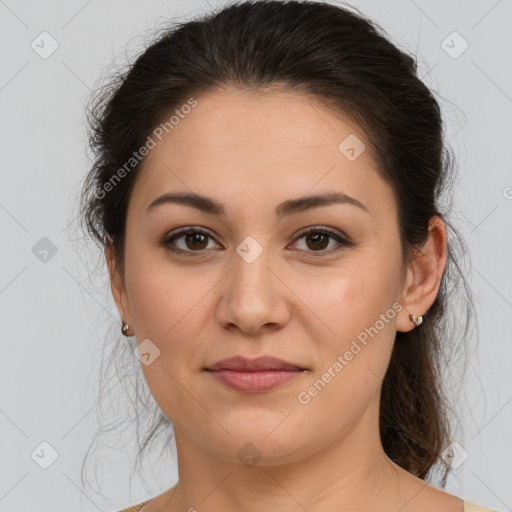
[121, 322, 131, 336]
[409, 314, 423, 327]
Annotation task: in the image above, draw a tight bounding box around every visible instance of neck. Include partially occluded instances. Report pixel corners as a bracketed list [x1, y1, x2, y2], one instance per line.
[166, 415, 401, 511]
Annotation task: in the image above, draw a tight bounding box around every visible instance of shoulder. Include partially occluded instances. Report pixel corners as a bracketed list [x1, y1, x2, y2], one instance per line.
[116, 499, 152, 512]
[464, 499, 501, 512]
[115, 497, 500, 512]
[392, 467, 496, 512]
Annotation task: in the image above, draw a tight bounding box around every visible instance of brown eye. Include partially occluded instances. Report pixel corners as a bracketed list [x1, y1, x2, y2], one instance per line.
[304, 232, 330, 251]
[183, 232, 208, 250]
[291, 227, 352, 254]
[163, 229, 220, 254]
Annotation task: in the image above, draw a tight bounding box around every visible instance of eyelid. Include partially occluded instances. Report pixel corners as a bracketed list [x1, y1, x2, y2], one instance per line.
[289, 226, 353, 254]
[293, 225, 352, 243]
[162, 226, 221, 254]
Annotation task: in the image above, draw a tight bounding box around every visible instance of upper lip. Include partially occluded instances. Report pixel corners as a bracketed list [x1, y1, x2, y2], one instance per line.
[206, 356, 306, 371]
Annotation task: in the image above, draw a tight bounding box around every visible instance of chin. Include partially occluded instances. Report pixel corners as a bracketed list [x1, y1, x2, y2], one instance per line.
[193, 426, 314, 468]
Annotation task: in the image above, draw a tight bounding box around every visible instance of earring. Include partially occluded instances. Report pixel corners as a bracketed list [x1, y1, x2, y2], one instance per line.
[121, 322, 131, 336]
[409, 314, 423, 327]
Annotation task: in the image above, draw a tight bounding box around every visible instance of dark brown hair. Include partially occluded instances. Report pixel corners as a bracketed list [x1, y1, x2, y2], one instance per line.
[79, 0, 474, 493]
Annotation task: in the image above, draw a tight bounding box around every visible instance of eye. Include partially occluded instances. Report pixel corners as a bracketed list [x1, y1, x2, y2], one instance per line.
[163, 228, 221, 254]
[290, 227, 352, 254]
[162, 226, 352, 257]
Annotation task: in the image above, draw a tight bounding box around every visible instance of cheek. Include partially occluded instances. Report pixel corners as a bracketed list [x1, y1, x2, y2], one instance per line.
[125, 253, 212, 387]
[294, 278, 398, 433]
[293, 254, 401, 340]
[125, 251, 210, 342]
[292, 251, 401, 389]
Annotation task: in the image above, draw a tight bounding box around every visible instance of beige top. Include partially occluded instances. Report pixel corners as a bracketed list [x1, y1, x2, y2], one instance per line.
[464, 501, 498, 512]
[117, 498, 499, 511]
[464, 501, 500, 512]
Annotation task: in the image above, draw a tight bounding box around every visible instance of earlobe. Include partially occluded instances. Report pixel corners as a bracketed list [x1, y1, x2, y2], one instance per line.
[105, 243, 132, 329]
[396, 216, 448, 333]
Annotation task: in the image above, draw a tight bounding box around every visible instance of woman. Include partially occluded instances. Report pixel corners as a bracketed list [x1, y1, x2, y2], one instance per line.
[79, 1, 498, 511]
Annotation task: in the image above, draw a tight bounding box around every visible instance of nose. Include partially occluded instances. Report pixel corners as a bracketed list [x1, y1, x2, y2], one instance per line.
[215, 244, 290, 336]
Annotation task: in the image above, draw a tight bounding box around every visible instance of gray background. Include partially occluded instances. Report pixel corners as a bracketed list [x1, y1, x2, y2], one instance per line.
[1, 0, 511, 511]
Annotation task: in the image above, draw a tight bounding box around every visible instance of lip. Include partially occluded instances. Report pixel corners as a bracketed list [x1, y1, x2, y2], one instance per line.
[205, 356, 308, 393]
[208, 369, 304, 392]
[206, 355, 306, 371]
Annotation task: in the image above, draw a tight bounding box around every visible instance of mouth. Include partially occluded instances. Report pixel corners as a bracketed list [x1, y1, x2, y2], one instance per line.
[206, 355, 307, 372]
[205, 356, 308, 393]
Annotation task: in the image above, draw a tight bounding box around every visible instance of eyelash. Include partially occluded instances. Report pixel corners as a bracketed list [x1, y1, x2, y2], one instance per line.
[162, 226, 353, 257]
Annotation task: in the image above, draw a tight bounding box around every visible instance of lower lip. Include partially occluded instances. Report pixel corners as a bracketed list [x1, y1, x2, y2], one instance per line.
[207, 369, 304, 392]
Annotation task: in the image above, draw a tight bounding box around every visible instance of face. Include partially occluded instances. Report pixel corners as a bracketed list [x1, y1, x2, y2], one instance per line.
[109, 87, 415, 466]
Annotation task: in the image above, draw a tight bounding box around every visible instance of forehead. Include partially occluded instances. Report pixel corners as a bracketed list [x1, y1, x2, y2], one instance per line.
[158, 87, 362, 153]
[128, 87, 395, 222]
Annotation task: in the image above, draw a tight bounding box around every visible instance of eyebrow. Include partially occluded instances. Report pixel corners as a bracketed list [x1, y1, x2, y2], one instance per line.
[146, 191, 370, 219]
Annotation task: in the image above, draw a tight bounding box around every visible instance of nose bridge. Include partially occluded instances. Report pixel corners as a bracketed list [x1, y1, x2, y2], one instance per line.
[217, 235, 287, 333]
[231, 235, 274, 303]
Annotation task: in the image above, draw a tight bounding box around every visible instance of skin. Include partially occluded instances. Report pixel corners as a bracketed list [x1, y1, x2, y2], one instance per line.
[107, 88, 461, 512]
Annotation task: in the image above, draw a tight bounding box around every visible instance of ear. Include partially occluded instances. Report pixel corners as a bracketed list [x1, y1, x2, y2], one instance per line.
[105, 242, 132, 328]
[396, 216, 448, 332]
